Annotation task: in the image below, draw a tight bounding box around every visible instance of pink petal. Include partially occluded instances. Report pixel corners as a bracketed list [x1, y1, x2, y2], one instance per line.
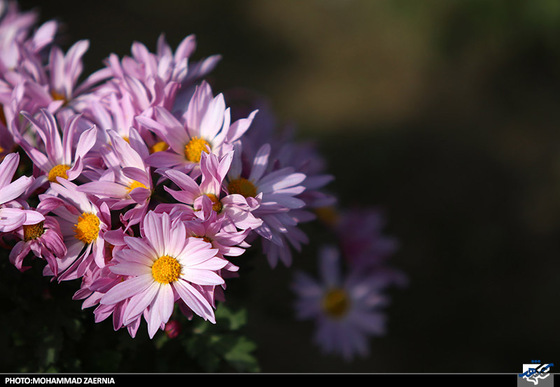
[0, 175, 33, 205]
[101, 274, 153, 305]
[0, 152, 19, 188]
[173, 279, 215, 323]
[123, 281, 161, 324]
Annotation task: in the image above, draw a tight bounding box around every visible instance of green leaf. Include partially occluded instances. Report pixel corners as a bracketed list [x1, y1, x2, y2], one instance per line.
[215, 303, 247, 331]
[223, 336, 260, 372]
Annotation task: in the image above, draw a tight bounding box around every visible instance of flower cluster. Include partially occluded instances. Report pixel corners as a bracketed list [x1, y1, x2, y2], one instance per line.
[0, 0, 404, 358]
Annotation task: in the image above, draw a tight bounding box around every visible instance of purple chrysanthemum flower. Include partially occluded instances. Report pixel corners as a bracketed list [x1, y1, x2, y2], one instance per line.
[39, 178, 110, 281]
[226, 141, 307, 267]
[100, 210, 230, 338]
[292, 245, 390, 361]
[137, 81, 257, 176]
[8, 207, 66, 275]
[78, 128, 153, 226]
[15, 39, 111, 120]
[45, 40, 111, 107]
[16, 109, 97, 187]
[163, 150, 262, 232]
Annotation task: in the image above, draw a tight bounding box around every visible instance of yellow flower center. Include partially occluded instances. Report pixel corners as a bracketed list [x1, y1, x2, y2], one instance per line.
[150, 141, 169, 154]
[51, 90, 67, 104]
[73, 212, 100, 244]
[48, 164, 71, 183]
[322, 288, 350, 319]
[184, 136, 211, 163]
[151, 255, 182, 284]
[127, 180, 147, 194]
[23, 221, 45, 241]
[227, 177, 257, 198]
[205, 193, 223, 213]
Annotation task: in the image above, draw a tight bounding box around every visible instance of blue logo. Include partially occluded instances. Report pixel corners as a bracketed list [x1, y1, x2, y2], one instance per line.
[519, 361, 554, 386]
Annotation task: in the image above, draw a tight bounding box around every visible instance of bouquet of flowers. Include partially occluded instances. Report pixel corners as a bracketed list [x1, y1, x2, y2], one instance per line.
[0, 0, 405, 371]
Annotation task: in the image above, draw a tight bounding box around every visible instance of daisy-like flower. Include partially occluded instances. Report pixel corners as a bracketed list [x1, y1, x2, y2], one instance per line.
[27, 39, 111, 113]
[0, 152, 42, 232]
[137, 81, 257, 175]
[16, 109, 97, 187]
[163, 150, 262, 232]
[78, 128, 153, 226]
[292, 245, 390, 361]
[8, 206, 66, 275]
[99, 210, 230, 338]
[40, 178, 110, 281]
[226, 141, 307, 267]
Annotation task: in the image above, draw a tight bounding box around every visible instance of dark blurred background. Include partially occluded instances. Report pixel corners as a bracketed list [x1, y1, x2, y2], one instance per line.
[12, 0, 560, 373]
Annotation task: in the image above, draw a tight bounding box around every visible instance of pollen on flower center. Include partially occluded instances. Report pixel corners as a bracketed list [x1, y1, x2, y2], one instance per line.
[127, 180, 147, 193]
[184, 137, 211, 163]
[48, 164, 71, 183]
[322, 288, 350, 318]
[50, 90, 67, 104]
[152, 255, 182, 284]
[205, 193, 223, 212]
[23, 221, 45, 241]
[73, 212, 100, 244]
[227, 177, 257, 198]
[150, 141, 169, 154]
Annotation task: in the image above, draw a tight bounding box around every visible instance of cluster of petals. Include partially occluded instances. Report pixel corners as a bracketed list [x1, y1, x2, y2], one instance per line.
[0, 0, 341, 338]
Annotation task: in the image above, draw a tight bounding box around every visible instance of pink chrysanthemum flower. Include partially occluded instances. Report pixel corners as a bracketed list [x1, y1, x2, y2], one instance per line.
[228, 95, 336, 267]
[0, 152, 42, 232]
[78, 128, 153, 226]
[15, 39, 111, 119]
[163, 150, 262, 232]
[226, 142, 307, 267]
[39, 178, 110, 281]
[8, 206, 66, 275]
[292, 245, 390, 361]
[100, 211, 230, 338]
[17, 109, 97, 187]
[137, 81, 257, 175]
